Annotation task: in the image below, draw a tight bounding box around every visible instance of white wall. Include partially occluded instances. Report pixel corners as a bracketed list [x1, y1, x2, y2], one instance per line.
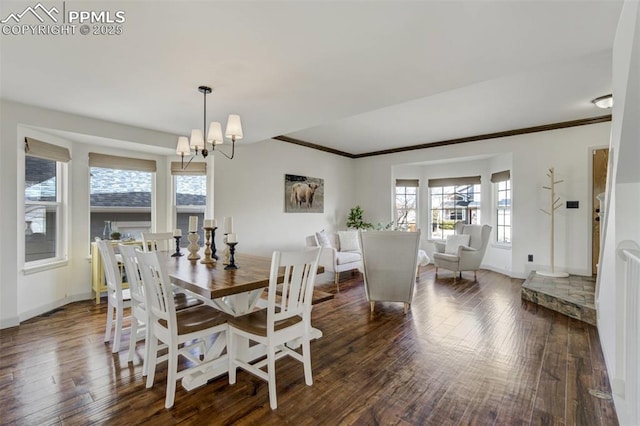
[596, 2, 640, 424]
[0, 99, 616, 327]
[213, 139, 355, 257]
[0, 100, 178, 328]
[0, 100, 354, 327]
[355, 123, 611, 278]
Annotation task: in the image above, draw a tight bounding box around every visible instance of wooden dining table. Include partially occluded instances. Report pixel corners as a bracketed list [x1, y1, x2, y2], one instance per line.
[167, 252, 278, 316]
[164, 250, 324, 390]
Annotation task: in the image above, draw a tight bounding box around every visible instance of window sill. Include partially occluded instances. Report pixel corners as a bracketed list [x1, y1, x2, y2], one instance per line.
[491, 243, 512, 250]
[23, 258, 69, 275]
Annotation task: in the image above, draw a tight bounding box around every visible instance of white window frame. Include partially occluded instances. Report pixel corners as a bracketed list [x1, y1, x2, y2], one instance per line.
[495, 179, 511, 245]
[428, 181, 481, 240]
[89, 166, 154, 244]
[24, 159, 68, 272]
[394, 181, 418, 231]
[173, 174, 207, 222]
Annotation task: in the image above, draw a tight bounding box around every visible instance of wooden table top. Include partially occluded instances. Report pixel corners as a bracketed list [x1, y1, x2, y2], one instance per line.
[166, 251, 325, 300]
[166, 252, 273, 300]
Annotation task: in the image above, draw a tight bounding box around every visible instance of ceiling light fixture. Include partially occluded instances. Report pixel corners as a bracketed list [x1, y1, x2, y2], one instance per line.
[176, 85, 243, 168]
[591, 94, 613, 109]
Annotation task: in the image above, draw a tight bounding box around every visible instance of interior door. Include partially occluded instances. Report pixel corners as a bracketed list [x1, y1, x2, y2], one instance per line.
[592, 148, 609, 275]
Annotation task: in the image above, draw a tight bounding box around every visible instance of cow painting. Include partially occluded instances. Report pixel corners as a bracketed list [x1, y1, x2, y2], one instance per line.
[285, 174, 324, 213]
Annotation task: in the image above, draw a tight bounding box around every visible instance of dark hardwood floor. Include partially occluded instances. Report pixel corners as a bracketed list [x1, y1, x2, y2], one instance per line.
[0, 267, 618, 425]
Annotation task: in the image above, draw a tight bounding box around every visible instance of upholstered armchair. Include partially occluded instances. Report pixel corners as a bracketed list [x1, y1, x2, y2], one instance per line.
[359, 230, 421, 314]
[305, 230, 362, 292]
[432, 223, 492, 282]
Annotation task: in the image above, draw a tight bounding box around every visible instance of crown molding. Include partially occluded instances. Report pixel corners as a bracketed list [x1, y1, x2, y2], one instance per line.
[272, 135, 356, 158]
[273, 114, 612, 159]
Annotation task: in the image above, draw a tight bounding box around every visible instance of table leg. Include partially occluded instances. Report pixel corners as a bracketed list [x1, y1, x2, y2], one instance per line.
[181, 332, 228, 391]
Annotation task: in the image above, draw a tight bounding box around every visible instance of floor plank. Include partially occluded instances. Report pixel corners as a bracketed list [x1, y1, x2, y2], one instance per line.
[0, 266, 619, 425]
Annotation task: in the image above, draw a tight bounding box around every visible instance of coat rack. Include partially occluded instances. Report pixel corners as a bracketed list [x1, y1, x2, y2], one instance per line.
[537, 167, 569, 278]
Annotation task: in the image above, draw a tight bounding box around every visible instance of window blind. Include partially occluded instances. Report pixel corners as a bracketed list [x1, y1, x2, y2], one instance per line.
[490, 170, 511, 183]
[88, 153, 156, 172]
[170, 161, 207, 176]
[427, 175, 481, 187]
[395, 179, 419, 187]
[24, 137, 71, 162]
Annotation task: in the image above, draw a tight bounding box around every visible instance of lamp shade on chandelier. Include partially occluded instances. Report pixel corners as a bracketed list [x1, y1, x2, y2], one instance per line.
[176, 85, 243, 167]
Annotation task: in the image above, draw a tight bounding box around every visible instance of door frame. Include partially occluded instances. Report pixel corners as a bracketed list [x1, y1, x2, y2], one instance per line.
[589, 145, 609, 275]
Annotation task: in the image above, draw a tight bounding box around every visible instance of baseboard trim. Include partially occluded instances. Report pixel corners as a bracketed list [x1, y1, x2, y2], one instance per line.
[481, 264, 523, 279]
[17, 292, 93, 324]
[0, 316, 20, 329]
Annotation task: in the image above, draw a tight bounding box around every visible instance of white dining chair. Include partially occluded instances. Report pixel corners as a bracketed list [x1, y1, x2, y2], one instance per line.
[117, 244, 151, 374]
[228, 247, 322, 409]
[96, 240, 131, 353]
[141, 232, 174, 252]
[119, 244, 204, 376]
[136, 250, 228, 409]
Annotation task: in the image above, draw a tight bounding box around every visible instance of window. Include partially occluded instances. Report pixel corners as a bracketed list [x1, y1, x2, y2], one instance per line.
[492, 170, 511, 244]
[428, 176, 481, 240]
[395, 179, 418, 231]
[24, 137, 70, 264]
[171, 161, 207, 246]
[89, 153, 156, 243]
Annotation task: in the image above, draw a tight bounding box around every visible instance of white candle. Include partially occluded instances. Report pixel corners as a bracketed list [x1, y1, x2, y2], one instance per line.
[212, 218, 217, 228]
[204, 219, 214, 228]
[224, 216, 234, 234]
[173, 229, 182, 237]
[227, 233, 237, 243]
[188, 216, 198, 233]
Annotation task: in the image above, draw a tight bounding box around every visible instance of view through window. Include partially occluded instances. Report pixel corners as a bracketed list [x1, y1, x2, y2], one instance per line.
[395, 180, 418, 231]
[90, 167, 152, 242]
[429, 182, 481, 240]
[496, 179, 511, 243]
[174, 174, 206, 247]
[25, 156, 61, 262]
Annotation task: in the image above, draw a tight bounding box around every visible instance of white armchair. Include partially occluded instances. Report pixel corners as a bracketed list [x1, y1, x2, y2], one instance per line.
[305, 230, 362, 292]
[432, 223, 492, 282]
[359, 230, 421, 314]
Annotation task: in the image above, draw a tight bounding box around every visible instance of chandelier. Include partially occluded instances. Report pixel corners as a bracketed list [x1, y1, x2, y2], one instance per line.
[176, 85, 243, 167]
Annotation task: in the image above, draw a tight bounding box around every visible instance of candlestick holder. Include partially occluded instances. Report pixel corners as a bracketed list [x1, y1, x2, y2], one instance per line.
[171, 236, 183, 257]
[211, 227, 219, 260]
[187, 232, 201, 260]
[222, 234, 230, 265]
[224, 242, 238, 270]
[200, 227, 215, 264]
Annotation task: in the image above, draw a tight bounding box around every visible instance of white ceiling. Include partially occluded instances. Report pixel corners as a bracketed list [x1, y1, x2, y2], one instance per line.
[0, 1, 622, 156]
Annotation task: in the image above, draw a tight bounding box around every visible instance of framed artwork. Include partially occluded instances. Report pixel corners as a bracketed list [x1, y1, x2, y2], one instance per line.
[285, 174, 324, 213]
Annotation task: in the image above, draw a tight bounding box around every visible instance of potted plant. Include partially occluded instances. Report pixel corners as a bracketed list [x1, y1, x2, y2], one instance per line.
[346, 205, 373, 230]
[110, 231, 122, 241]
